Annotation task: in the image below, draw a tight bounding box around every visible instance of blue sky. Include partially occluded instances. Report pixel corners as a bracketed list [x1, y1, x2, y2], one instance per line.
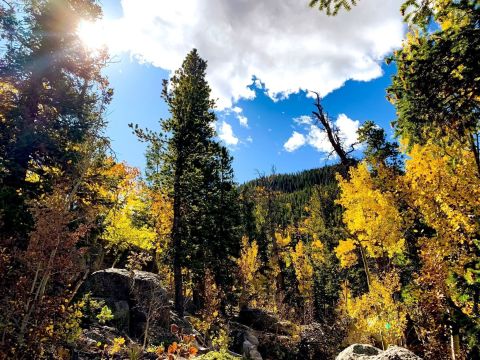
[95, 0, 403, 183]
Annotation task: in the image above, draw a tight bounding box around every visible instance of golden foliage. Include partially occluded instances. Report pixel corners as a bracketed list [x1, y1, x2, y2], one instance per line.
[339, 272, 407, 346]
[0, 80, 18, 123]
[290, 241, 314, 298]
[404, 142, 480, 251]
[108, 337, 125, 355]
[151, 190, 173, 252]
[275, 231, 292, 248]
[103, 191, 157, 251]
[335, 239, 358, 268]
[237, 237, 262, 307]
[95, 160, 157, 251]
[336, 162, 405, 264]
[403, 141, 480, 320]
[335, 139, 479, 355]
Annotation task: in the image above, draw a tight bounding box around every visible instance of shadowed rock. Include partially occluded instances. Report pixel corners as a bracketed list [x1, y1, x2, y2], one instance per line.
[79, 268, 167, 337]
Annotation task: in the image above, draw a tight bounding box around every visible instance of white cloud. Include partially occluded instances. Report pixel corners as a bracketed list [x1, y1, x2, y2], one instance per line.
[336, 114, 360, 149]
[306, 126, 332, 152]
[94, 0, 404, 109]
[293, 115, 313, 126]
[246, 136, 253, 143]
[284, 131, 307, 152]
[285, 114, 360, 154]
[217, 121, 239, 146]
[254, 79, 264, 89]
[238, 115, 249, 128]
[226, 106, 248, 127]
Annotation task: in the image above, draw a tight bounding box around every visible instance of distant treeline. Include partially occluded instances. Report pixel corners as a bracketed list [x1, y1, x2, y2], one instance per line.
[241, 164, 347, 193]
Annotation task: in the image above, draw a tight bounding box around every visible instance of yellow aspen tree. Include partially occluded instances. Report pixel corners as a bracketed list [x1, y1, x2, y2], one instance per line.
[291, 241, 314, 296]
[338, 272, 407, 346]
[237, 237, 262, 308]
[103, 187, 157, 252]
[335, 162, 407, 346]
[290, 240, 315, 321]
[404, 142, 480, 255]
[402, 141, 480, 358]
[150, 190, 174, 283]
[335, 162, 405, 280]
[88, 160, 157, 254]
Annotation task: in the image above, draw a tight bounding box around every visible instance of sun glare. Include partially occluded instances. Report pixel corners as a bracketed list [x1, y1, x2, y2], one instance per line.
[77, 20, 109, 50]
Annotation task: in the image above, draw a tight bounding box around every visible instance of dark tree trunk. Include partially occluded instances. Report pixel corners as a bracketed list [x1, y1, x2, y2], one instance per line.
[192, 276, 205, 312]
[172, 162, 184, 317]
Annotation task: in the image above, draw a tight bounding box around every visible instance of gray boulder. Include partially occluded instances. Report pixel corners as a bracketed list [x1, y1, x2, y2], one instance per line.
[229, 322, 263, 360]
[298, 322, 345, 359]
[243, 338, 263, 360]
[79, 268, 167, 337]
[81, 268, 165, 301]
[238, 308, 295, 335]
[378, 346, 422, 360]
[336, 344, 382, 359]
[336, 344, 421, 360]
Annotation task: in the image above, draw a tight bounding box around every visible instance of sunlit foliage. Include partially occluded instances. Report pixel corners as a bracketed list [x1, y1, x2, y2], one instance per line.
[339, 272, 407, 346]
[238, 237, 262, 308]
[336, 163, 405, 267]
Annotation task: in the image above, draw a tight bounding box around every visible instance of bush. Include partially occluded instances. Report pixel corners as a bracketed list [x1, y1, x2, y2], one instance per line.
[197, 350, 240, 360]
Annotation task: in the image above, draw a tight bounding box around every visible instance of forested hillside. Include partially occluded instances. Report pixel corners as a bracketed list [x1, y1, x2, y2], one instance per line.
[0, 1, 479, 359]
[240, 165, 345, 224]
[242, 166, 343, 194]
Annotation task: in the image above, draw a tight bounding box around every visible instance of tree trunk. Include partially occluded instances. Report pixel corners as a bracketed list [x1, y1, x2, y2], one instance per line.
[192, 276, 206, 312]
[358, 243, 371, 290]
[172, 216, 184, 317]
[172, 163, 184, 317]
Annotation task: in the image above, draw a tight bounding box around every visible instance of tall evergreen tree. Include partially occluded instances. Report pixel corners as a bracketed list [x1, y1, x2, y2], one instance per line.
[207, 146, 242, 312]
[162, 49, 216, 317]
[134, 49, 217, 316]
[0, 0, 112, 244]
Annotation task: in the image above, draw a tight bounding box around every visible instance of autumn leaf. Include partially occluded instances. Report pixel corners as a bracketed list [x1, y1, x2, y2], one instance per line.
[188, 346, 198, 357]
[168, 342, 178, 354]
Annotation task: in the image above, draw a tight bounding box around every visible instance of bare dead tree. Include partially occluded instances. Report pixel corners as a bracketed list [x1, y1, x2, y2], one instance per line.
[310, 91, 357, 167]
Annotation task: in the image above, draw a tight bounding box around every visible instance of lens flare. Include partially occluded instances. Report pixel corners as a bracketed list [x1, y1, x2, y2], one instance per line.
[77, 20, 109, 50]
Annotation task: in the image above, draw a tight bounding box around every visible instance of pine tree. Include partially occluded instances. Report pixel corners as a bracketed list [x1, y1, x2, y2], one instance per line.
[162, 49, 217, 317]
[309, 0, 358, 16]
[134, 49, 217, 317]
[207, 146, 242, 312]
[388, 0, 480, 176]
[0, 0, 112, 243]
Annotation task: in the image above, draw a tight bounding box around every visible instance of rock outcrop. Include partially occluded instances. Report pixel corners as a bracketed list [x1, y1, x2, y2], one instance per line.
[298, 322, 345, 359]
[238, 308, 295, 336]
[378, 346, 423, 360]
[79, 268, 167, 338]
[243, 333, 263, 360]
[81, 268, 165, 301]
[230, 322, 263, 360]
[336, 344, 422, 360]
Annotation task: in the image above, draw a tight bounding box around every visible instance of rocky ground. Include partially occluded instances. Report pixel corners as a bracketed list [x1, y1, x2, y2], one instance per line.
[335, 344, 422, 360]
[72, 269, 422, 360]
